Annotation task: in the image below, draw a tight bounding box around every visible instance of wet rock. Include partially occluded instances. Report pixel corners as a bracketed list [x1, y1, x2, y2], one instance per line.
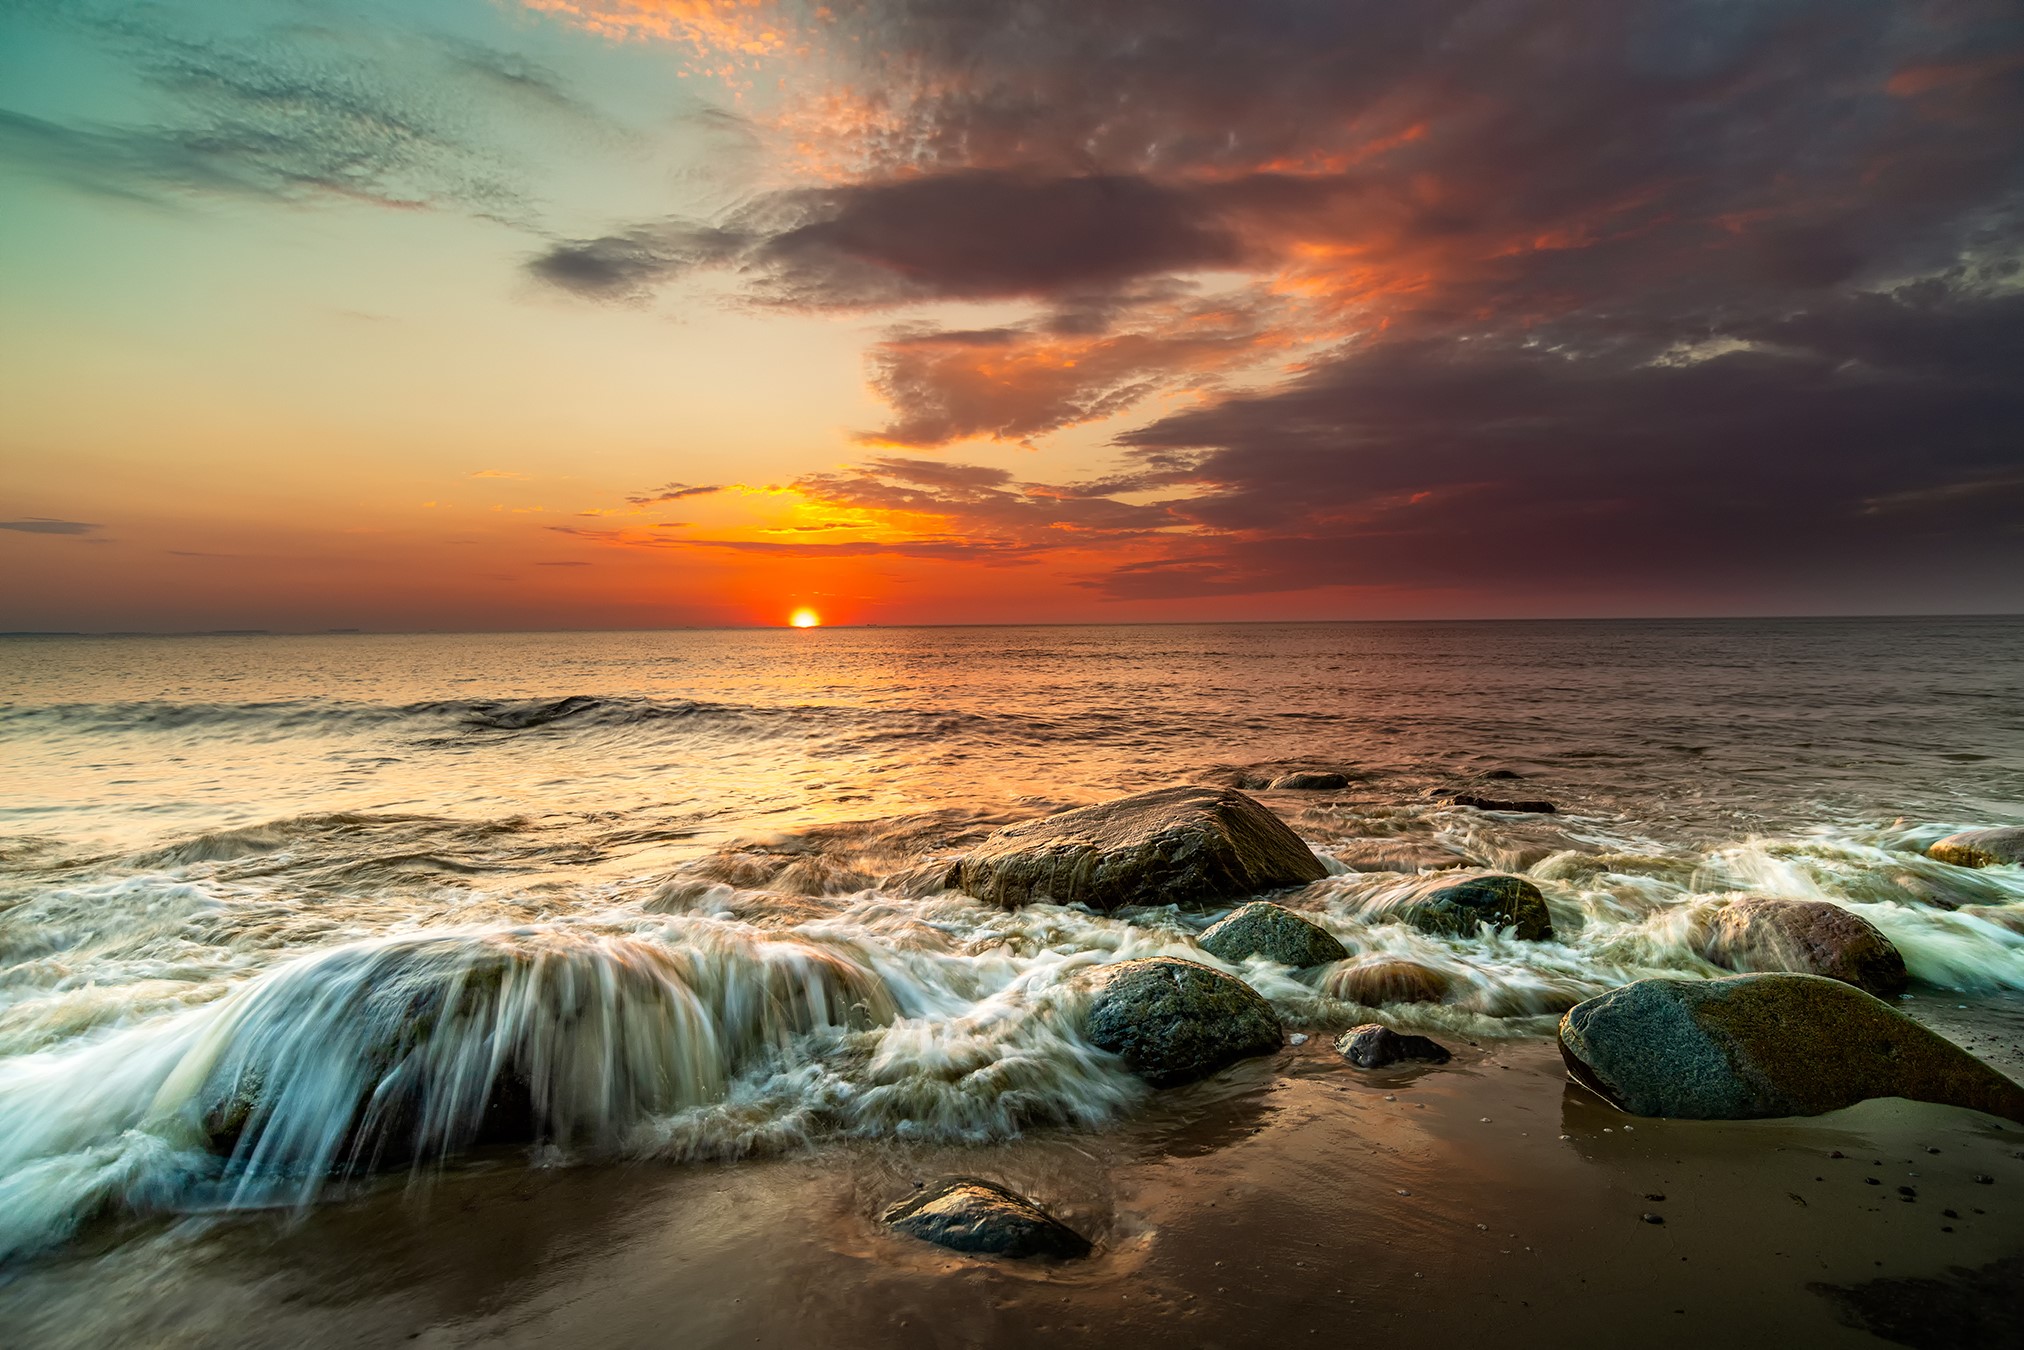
[1703, 897, 1908, 998]
[882, 1179, 1092, 1259]
[1558, 974, 2024, 1123]
[1928, 827, 2024, 869]
[1367, 873, 1554, 941]
[956, 786, 1326, 911]
[881, 859, 962, 897]
[1081, 957, 1284, 1087]
[1324, 958, 1453, 1006]
[1332, 840, 1472, 874]
[1198, 901, 1348, 968]
[1270, 771, 1349, 790]
[1335, 1023, 1452, 1067]
[1435, 791, 1558, 814]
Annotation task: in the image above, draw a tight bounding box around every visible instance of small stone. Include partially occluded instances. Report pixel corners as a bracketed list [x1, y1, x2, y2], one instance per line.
[1644, 1193, 1666, 1202]
[1270, 771, 1350, 791]
[1335, 1023, 1452, 1069]
[1974, 1174, 1994, 1184]
[883, 1179, 1091, 1259]
[1865, 1177, 1881, 1186]
[1641, 1213, 1664, 1225]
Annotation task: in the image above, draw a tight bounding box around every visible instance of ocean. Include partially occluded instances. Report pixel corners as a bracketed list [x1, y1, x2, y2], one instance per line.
[2, 619, 2021, 1345]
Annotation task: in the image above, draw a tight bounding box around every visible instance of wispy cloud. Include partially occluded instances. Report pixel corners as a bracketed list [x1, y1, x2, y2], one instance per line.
[0, 518, 99, 535]
[625, 482, 725, 505]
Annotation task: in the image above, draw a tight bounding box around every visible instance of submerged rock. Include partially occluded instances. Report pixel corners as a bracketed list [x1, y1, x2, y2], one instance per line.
[883, 1179, 1091, 1259]
[1432, 789, 1557, 814]
[1366, 873, 1554, 941]
[1558, 974, 2024, 1123]
[1270, 771, 1350, 790]
[1081, 957, 1284, 1088]
[1928, 827, 2024, 869]
[1198, 901, 1348, 968]
[1324, 958, 1453, 1006]
[1332, 840, 1472, 874]
[1703, 897, 1908, 998]
[1335, 1023, 1452, 1068]
[955, 786, 1326, 911]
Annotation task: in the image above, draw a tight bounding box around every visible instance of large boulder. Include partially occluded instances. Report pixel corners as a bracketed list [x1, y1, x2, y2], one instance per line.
[955, 786, 1326, 911]
[1928, 827, 2024, 869]
[1363, 873, 1554, 941]
[883, 1179, 1091, 1258]
[1198, 901, 1348, 968]
[1081, 957, 1284, 1088]
[1335, 1024, 1452, 1068]
[1558, 974, 2024, 1123]
[1703, 898, 1908, 998]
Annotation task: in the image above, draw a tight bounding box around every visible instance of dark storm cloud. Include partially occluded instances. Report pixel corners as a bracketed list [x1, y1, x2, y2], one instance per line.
[536, 0, 2024, 603]
[0, 518, 100, 535]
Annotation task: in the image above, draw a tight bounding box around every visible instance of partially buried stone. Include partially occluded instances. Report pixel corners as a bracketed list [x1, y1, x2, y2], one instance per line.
[883, 1179, 1091, 1258]
[1082, 957, 1284, 1087]
[1702, 897, 1909, 999]
[1270, 771, 1350, 790]
[1198, 901, 1348, 968]
[1370, 873, 1554, 942]
[1335, 1023, 1452, 1068]
[1558, 974, 2024, 1123]
[955, 786, 1327, 911]
[1927, 827, 2024, 869]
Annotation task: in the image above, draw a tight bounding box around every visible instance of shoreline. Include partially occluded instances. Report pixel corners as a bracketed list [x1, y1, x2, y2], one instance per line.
[5, 1026, 2019, 1350]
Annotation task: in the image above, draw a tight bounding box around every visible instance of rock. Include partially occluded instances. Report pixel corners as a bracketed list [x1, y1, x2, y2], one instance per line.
[1366, 873, 1554, 941]
[1335, 1023, 1452, 1067]
[1324, 958, 1453, 1006]
[1558, 974, 2024, 1123]
[1198, 901, 1348, 968]
[1447, 793, 1557, 814]
[955, 786, 1326, 911]
[1332, 840, 1472, 873]
[1270, 771, 1349, 790]
[1928, 827, 2024, 869]
[1703, 898, 1908, 998]
[1481, 769, 1524, 780]
[883, 1179, 1092, 1258]
[1081, 957, 1284, 1087]
[881, 859, 961, 897]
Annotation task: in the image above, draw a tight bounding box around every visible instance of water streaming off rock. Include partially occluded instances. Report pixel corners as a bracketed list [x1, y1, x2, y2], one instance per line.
[1, 619, 2020, 1260]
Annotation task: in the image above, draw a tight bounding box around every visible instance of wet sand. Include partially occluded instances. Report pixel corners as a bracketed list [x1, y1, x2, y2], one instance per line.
[5, 1022, 2020, 1350]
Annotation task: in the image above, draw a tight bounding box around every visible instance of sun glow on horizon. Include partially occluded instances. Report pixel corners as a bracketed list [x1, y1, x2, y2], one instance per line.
[789, 607, 820, 628]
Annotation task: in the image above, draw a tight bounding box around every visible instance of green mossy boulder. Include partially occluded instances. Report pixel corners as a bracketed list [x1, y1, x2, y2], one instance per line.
[1081, 957, 1284, 1088]
[1198, 901, 1348, 968]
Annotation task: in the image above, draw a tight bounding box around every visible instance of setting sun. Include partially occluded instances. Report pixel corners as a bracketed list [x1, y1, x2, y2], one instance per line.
[789, 608, 820, 628]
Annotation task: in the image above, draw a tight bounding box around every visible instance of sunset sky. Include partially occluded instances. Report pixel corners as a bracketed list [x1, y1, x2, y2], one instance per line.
[2, 0, 2020, 630]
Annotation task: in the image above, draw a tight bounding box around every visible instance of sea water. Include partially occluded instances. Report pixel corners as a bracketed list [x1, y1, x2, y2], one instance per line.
[2, 619, 2020, 1260]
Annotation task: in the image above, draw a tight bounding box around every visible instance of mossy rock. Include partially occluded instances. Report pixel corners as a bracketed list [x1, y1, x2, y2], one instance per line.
[1370, 873, 1554, 941]
[1558, 974, 2024, 1122]
[1081, 957, 1283, 1087]
[956, 786, 1326, 911]
[1198, 901, 1347, 968]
